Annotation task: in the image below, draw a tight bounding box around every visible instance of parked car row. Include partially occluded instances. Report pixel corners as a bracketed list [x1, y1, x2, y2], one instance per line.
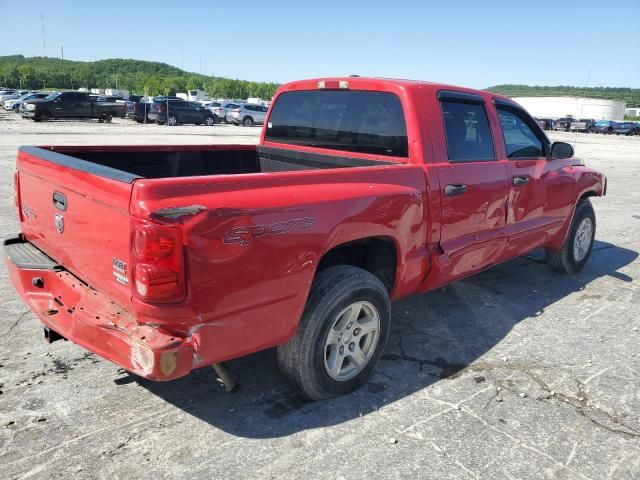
[534, 115, 640, 135]
[2, 91, 51, 111]
[123, 96, 268, 126]
[1, 87, 268, 127]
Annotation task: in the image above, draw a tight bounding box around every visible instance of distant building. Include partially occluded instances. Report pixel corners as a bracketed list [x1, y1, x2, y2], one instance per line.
[511, 97, 626, 121]
[625, 107, 640, 117]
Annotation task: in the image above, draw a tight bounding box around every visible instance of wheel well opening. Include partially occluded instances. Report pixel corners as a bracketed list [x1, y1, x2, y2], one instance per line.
[317, 237, 397, 293]
[580, 191, 597, 201]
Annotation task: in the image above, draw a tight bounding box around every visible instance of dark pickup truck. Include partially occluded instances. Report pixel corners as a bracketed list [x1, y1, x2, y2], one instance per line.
[23, 91, 127, 122]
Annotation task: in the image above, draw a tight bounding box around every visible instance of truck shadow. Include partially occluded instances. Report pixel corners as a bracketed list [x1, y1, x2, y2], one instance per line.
[133, 240, 637, 438]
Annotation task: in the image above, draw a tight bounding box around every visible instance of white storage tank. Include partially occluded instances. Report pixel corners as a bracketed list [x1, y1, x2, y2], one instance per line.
[511, 97, 626, 120]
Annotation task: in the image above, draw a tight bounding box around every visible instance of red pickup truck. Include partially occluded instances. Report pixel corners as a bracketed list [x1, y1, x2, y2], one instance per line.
[4, 77, 606, 399]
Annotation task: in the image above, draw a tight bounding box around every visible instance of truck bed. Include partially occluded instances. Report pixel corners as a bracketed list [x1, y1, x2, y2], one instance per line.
[30, 144, 395, 180]
[12, 141, 424, 379]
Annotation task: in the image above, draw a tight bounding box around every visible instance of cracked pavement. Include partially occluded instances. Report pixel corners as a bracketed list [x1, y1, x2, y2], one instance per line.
[0, 114, 638, 479]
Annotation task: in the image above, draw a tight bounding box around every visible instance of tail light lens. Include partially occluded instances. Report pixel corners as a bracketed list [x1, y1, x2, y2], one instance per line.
[157, 103, 166, 112]
[231, 108, 240, 112]
[132, 223, 184, 302]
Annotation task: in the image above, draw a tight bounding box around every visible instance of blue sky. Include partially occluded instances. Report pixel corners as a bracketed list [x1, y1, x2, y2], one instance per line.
[1, 0, 638, 88]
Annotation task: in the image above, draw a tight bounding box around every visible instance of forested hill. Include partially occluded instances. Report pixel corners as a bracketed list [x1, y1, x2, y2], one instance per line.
[2, 56, 637, 106]
[0, 55, 279, 99]
[487, 84, 639, 107]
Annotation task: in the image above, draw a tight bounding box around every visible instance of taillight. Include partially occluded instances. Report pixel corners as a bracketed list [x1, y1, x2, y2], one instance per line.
[157, 104, 166, 112]
[231, 108, 240, 112]
[131, 223, 184, 302]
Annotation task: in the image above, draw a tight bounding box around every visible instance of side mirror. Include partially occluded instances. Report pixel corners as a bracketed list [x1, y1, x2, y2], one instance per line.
[550, 141, 574, 159]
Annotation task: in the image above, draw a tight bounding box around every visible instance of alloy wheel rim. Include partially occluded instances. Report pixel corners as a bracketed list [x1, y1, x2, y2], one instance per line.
[323, 301, 380, 381]
[573, 217, 593, 262]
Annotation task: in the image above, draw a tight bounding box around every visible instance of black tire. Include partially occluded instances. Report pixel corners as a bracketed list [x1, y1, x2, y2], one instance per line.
[136, 119, 143, 123]
[167, 115, 178, 126]
[546, 200, 596, 274]
[242, 116, 254, 127]
[277, 266, 391, 400]
[205, 116, 216, 126]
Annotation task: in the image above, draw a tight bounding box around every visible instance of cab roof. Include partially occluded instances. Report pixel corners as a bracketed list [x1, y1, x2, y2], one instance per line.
[277, 76, 514, 104]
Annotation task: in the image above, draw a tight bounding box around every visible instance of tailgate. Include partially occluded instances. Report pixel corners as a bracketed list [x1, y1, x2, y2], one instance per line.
[16, 146, 137, 309]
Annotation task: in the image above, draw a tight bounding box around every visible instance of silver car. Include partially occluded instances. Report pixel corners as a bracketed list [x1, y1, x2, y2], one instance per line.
[0, 89, 29, 103]
[226, 103, 268, 127]
[213, 102, 240, 122]
[4, 91, 37, 111]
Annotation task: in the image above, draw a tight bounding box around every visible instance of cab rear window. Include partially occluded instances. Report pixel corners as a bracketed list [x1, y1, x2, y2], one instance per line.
[265, 90, 408, 157]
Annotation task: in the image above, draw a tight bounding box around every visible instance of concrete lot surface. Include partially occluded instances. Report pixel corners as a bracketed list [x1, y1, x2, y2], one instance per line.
[0, 112, 638, 479]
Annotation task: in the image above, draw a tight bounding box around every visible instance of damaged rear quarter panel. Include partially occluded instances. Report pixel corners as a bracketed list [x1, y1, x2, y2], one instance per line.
[129, 165, 428, 366]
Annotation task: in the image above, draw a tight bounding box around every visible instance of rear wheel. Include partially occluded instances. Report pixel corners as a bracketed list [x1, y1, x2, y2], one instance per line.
[277, 266, 391, 400]
[35, 112, 49, 122]
[242, 116, 254, 127]
[546, 200, 596, 274]
[167, 115, 178, 126]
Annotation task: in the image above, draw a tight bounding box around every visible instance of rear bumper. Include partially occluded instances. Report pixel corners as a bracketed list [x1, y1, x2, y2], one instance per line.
[3, 235, 194, 381]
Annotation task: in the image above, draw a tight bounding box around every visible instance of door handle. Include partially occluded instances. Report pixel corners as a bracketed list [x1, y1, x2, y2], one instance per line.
[444, 184, 467, 196]
[513, 176, 530, 186]
[52, 191, 67, 211]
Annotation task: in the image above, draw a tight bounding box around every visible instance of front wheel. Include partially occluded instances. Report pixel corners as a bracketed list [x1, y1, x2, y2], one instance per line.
[277, 266, 391, 400]
[205, 116, 216, 126]
[546, 200, 596, 274]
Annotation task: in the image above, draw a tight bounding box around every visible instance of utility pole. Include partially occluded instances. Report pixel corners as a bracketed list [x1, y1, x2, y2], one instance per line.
[61, 45, 64, 60]
[40, 11, 46, 54]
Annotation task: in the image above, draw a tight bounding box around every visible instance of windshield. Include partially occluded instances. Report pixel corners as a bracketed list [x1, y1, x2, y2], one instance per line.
[265, 90, 408, 157]
[45, 92, 60, 101]
[595, 121, 610, 126]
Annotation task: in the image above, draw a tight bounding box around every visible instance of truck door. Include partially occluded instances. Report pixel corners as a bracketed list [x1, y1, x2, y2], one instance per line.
[492, 99, 574, 256]
[75, 92, 92, 117]
[54, 92, 77, 118]
[432, 91, 509, 284]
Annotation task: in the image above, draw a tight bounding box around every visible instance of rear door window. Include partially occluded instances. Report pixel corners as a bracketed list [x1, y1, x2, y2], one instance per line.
[265, 90, 408, 157]
[440, 99, 495, 162]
